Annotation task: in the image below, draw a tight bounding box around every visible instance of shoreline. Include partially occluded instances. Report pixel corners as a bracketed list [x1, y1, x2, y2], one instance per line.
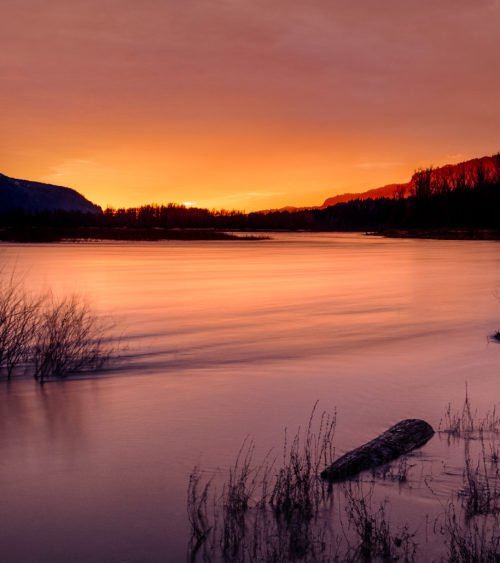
[374, 228, 500, 240]
[2, 226, 500, 242]
[0, 226, 269, 242]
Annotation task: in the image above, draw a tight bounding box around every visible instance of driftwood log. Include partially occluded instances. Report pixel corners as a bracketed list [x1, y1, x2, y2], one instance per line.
[321, 419, 434, 481]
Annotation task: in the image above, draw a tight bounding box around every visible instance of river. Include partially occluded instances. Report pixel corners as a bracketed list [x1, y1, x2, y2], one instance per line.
[1, 233, 499, 561]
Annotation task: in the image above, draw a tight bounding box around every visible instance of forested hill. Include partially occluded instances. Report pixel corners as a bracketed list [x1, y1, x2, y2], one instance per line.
[261, 154, 500, 213]
[0, 173, 101, 214]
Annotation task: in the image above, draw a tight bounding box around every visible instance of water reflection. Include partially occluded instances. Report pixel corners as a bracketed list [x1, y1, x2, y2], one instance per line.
[0, 234, 500, 561]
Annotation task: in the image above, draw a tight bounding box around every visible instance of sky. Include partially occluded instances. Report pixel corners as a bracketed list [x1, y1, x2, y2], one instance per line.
[2, 0, 500, 211]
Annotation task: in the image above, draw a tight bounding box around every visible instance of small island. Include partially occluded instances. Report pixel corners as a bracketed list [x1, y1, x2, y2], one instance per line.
[0, 226, 267, 242]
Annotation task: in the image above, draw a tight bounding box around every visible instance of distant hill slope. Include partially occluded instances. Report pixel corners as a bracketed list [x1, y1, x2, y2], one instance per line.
[0, 173, 102, 214]
[259, 183, 408, 214]
[260, 154, 500, 213]
[320, 183, 408, 208]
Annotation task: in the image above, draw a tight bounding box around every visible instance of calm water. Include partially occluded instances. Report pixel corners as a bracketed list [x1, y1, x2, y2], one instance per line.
[1, 233, 500, 561]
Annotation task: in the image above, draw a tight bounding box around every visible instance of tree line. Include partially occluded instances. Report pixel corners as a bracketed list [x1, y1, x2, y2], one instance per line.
[1, 155, 500, 234]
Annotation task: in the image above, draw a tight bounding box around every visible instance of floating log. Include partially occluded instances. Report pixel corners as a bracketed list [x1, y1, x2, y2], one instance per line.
[320, 419, 434, 482]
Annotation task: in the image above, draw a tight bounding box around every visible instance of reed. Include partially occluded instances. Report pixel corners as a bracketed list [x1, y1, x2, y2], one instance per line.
[459, 435, 500, 518]
[187, 395, 500, 561]
[439, 385, 500, 438]
[342, 481, 417, 562]
[439, 384, 475, 437]
[372, 456, 413, 483]
[445, 503, 500, 563]
[187, 467, 212, 553]
[186, 405, 337, 561]
[270, 404, 336, 519]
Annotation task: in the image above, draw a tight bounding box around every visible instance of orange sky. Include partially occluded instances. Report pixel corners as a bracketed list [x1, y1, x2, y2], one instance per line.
[2, 1, 500, 211]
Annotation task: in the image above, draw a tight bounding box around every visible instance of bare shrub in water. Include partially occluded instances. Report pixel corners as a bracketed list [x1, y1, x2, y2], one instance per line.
[32, 294, 113, 382]
[0, 278, 42, 378]
[0, 276, 114, 382]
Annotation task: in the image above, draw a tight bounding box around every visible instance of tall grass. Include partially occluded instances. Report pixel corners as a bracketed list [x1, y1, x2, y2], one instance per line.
[187, 467, 212, 556]
[445, 504, 500, 563]
[270, 405, 336, 519]
[342, 481, 417, 562]
[186, 404, 338, 561]
[439, 384, 475, 438]
[438, 389, 500, 518]
[187, 394, 500, 562]
[459, 435, 500, 518]
[220, 439, 260, 559]
[438, 384, 500, 438]
[371, 456, 413, 483]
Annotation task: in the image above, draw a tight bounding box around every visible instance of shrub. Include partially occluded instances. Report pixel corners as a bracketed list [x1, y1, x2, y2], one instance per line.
[32, 294, 112, 382]
[0, 277, 114, 382]
[0, 278, 42, 378]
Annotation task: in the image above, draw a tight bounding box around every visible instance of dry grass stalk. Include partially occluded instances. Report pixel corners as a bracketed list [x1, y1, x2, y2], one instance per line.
[187, 467, 212, 552]
[270, 403, 336, 520]
[439, 385, 500, 439]
[186, 405, 338, 561]
[372, 456, 414, 483]
[342, 481, 417, 562]
[445, 503, 500, 563]
[459, 434, 500, 518]
[186, 396, 500, 561]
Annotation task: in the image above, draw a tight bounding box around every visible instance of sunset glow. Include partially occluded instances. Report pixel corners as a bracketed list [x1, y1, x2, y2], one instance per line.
[3, 4, 500, 559]
[2, 1, 500, 210]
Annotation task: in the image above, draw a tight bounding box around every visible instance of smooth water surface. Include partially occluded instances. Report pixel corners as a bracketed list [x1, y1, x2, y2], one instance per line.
[1, 233, 500, 561]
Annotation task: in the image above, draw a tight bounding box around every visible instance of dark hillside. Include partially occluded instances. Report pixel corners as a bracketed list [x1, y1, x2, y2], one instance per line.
[0, 173, 101, 214]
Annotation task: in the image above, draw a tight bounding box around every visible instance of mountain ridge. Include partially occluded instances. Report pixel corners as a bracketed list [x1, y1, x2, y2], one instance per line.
[0, 173, 101, 214]
[259, 154, 500, 213]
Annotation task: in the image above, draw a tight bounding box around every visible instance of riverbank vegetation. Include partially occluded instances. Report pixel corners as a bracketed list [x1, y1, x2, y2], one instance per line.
[187, 395, 500, 561]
